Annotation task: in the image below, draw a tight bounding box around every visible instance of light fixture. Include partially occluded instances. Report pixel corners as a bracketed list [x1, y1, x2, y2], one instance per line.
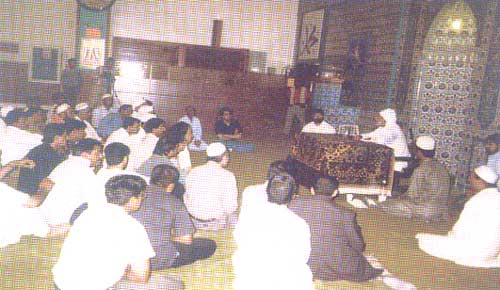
[451, 19, 462, 32]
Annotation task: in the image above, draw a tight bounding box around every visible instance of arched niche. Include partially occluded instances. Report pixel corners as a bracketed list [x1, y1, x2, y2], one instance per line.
[410, 0, 478, 187]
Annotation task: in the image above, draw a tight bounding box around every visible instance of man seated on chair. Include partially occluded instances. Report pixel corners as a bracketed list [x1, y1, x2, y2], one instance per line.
[132, 164, 216, 270]
[214, 106, 254, 153]
[376, 135, 451, 222]
[179, 106, 208, 152]
[416, 166, 500, 268]
[289, 176, 383, 282]
[301, 108, 336, 134]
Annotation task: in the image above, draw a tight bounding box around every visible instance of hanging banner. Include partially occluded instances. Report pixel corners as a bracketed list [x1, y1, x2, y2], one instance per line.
[80, 38, 105, 69]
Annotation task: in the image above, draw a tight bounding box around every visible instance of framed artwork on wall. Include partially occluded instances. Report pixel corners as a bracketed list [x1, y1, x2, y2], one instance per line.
[297, 8, 325, 61]
[29, 47, 61, 83]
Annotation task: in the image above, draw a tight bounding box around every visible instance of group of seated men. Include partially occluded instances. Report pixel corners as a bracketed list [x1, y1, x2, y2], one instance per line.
[1, 94, 500, 289]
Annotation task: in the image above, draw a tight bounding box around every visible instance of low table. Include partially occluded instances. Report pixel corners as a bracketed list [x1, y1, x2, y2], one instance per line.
[290, 133, 394, 198]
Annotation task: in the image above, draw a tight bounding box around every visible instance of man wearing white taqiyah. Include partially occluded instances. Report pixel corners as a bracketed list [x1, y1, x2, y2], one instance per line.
[179, 106, 208, 151]
[184, 142, 238, 231]
[416, 166, 500, 268]
[75, 103, 101, 141]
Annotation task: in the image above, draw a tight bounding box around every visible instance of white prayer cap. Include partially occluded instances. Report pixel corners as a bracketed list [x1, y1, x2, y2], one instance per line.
[474, 165, 498, 184]
[206, 142, 227, 157]
[416, 135, 435, 151]
[55, 103, 70, 114]
[132, 111, 156, 123]
[75, 103, 89, 112]
[0, 106, 15, 118]
[101, 93, 112, 100]
[138, 105, 154, 114]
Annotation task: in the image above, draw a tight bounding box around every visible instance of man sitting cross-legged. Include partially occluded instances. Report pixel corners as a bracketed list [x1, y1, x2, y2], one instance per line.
[416, 166, 500, 268]
[179, 106, 208, 152]
[232, 172, 314, 290]
[132, 164, 216, 270]
[184, 142, 238, 231]
[52, 174, 184, 290]
[38, 138, 104, 234]
[376, 135, 451, 222]
[214, 106, 254, 153]
[288, 176, 383, 282]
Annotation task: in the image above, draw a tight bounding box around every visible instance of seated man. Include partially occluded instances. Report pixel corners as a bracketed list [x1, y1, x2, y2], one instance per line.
[18, 124, 68, 200]
[128, 117, 166, 171]
[98, 142, 148, 187]
[484, 133, 500, 190]
[377, 136, 451, 222]
[105, 116, 143, 158]
[92, 93, 120, 129]
[97, 104, 133, 140]
[301, 108, 336, 134]
[232, 173, 314, 290]
[179, 106, 208, 151]
[416, 166, 500, 268]
[52, 174, 184, 290]
[184, 143, 238, 230]
[75, 102, 101, 141]
[0, 157, 49, 247]
[289, 176, 383, 282]
[64, 118, 87, 148]
[132, 164, 216, 270]
[214, 106, 254, 153]
[0, 109, 43, 166]
[38, 139, 104, 230]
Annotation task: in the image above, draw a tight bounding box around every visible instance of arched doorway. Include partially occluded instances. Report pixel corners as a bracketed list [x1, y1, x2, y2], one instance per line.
[410, 0, 478, 187]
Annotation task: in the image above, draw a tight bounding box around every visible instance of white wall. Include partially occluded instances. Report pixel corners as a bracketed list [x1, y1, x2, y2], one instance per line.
[0, 0, 78, 63]
[112, 0, 299, 71]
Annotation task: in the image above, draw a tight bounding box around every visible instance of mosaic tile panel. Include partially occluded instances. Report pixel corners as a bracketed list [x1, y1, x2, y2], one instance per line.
[312, 82, 359, 129]
[410, 0, 478, 186]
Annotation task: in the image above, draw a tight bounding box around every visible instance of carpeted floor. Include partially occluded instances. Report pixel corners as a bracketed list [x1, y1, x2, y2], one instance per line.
[1, 134, 500, 289]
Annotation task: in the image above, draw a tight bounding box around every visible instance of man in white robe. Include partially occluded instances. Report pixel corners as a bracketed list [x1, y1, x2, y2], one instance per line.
[362, 108, 410, 172]
[75, 103, 101, 141]
[179, 106, 208, 151]
[127, 118, 166, 171]
[105, 117, 143, 161]
[484, 133, 500, 190]
[0, 109, 42, 166]
[416, 166, 500, 268]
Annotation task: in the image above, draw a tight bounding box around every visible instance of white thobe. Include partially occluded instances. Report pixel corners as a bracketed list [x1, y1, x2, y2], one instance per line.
[0, 118, 6, 136]
[76, 118, 101, 141]
[179, 115, 208, 151]
[416, 188, 500, 268]
[105, 128, 144, 156]
[233, 202, 314, 290]
[40, 156, 105, 226]
[487, 151, 500, 190]
[362, 124, 410, 172]
[0, 126, 42, 166]
[301, 121, 336, 134]
[0, 182, 49, 248]
[127, 133, 158, 171]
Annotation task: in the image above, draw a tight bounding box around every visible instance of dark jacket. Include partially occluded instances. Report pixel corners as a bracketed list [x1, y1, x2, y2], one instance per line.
[289, 195, 383, 282]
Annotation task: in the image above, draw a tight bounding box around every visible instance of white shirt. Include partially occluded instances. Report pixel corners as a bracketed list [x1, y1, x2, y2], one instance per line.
[417, 187, 500, 268]
[362, 124, 410, 172]
[487, 151, 500, 190]
[127, 133, 158, 171]
[233, 202, 314, 290]
[52, 203, 155, 290]
[184, 161, 238, 220]
[0, 182, 49, 248]
[96, 167, 149, 189]
[239, 182, 269, 218]
[40, 156, 105, 225]
[179, 115, 208, 151]
[0, 126, 42, 166]
[0, 118, 6, 136]
[301, 121, 336, 134]
[76, 118, 101, 141]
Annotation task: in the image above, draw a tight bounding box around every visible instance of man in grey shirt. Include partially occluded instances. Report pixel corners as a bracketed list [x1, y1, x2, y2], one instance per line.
[132, 164, 216, 270]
